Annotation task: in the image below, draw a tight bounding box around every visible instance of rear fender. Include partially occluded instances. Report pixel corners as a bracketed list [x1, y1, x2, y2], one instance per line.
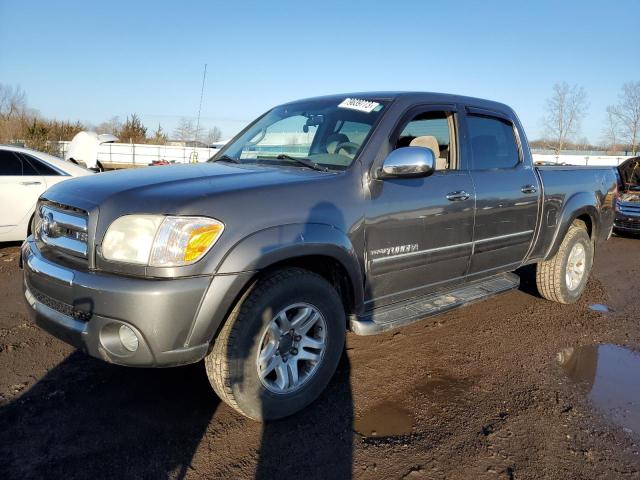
[544, 192, 599, 260]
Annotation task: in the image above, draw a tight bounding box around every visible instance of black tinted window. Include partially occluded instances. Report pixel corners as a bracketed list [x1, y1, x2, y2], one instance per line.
[20, 155, 40, 175]
[20, 154, 59, 175]
[468, 115, 519, 169]
[0, 150, 24, 175]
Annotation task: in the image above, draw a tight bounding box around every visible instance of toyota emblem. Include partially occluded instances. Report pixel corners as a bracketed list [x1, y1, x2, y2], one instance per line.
[41, 212, 56, 237]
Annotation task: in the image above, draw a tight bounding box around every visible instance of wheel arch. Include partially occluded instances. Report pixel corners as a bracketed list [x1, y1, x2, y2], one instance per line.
[186, 224, 365, 348]
[216, 223, 364, 309]
[544, 193, 599, 260]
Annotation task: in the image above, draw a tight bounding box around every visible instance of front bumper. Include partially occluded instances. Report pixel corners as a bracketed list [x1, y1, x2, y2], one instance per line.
[614, 214, 640, 233]
[21, 239, 214, 367]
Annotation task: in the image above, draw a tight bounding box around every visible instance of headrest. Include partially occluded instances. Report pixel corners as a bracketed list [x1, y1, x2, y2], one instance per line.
[409, 135, 440, 158]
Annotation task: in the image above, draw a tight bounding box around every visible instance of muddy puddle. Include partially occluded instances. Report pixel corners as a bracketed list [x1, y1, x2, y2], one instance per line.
[414, 374, 470, 400]
[354, 402, 414, 437]
[354, 375, 471, 437]
[558, 344, 640, 434]
[588, 304, 614, 313]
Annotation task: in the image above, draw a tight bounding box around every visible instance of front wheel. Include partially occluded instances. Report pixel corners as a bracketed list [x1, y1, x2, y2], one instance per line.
[205, 268, 345, 421]
[536, 221, 594, 304]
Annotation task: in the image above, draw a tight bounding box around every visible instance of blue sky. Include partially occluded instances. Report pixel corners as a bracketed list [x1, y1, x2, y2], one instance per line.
[0, 0, 638, 142]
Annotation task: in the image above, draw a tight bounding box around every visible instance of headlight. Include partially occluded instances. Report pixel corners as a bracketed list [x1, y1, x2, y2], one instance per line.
[102, 215, 224, 267]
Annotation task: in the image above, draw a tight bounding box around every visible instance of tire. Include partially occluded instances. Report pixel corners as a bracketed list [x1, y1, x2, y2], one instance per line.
[205, 268, 345, 421]
[535, 221, 594, 304]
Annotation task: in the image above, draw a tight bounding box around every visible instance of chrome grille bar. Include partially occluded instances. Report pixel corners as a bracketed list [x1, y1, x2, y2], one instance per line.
[38, 204, 88, 258]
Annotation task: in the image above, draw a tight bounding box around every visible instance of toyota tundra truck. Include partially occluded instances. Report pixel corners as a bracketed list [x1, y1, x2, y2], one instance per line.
[21, 92, 617, 420]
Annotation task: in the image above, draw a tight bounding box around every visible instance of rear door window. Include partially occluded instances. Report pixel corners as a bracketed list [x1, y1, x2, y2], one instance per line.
[0, 151, 24, 175]
[20, 154, 60, 175]
[467, 115, 520, 169]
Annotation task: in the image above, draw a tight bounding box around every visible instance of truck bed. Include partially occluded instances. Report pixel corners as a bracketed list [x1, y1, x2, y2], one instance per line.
[527, 166, 618, 261]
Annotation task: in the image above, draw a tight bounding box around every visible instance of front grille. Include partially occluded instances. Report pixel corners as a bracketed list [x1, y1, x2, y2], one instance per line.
[615, 219, 640, 231]
[30, 286, 92, 321]
[617, 202, 640, 216]
[31, 287, 75, 317]
[36, 201, 89, 259]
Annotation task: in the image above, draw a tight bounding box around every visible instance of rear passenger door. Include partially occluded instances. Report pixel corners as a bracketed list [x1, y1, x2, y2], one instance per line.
[464, 108, 540, 276]
[19, 152, 66, 189]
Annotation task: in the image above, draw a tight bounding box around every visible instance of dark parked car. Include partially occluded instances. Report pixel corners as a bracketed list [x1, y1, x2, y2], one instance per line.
[615, 156, 640, 234]
[22, 92, 617, 420]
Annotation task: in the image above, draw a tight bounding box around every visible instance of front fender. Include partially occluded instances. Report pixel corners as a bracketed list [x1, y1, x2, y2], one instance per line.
[544, 192, 600, 260]
[217, 223, 363, 299]
[183, 224, 364, 347]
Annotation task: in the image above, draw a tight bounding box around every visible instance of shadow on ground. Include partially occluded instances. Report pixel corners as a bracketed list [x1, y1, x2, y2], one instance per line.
[0, 350, 354, 479]
[0, 351, 218, 479]
[255, 353, 353, 479]
[514, 264, 541, 298]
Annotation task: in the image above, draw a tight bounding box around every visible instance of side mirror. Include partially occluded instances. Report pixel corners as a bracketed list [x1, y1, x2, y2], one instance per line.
[378, 146, 435, 179]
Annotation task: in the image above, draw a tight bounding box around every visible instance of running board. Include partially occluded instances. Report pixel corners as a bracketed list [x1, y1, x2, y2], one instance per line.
[350, 273, 520, 335]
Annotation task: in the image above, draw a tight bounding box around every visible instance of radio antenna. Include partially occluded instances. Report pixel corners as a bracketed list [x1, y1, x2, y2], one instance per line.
[193, 63, 207, 156]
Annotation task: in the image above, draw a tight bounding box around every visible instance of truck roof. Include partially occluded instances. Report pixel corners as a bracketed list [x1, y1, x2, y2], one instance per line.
[285, 91, 514, 114]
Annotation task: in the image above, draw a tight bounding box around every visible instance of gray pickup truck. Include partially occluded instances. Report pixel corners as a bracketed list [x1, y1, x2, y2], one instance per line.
[22, 92, 617, 420]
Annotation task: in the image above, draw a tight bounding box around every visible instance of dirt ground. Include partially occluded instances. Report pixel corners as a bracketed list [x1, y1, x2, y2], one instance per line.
[0, 235, 639, 480]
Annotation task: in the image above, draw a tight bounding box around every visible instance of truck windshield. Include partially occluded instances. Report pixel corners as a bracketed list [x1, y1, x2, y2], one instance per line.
[210, 97, 388, 170]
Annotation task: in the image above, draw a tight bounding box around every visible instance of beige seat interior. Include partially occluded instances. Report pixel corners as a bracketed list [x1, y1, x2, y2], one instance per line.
[409, 135, 449, 170]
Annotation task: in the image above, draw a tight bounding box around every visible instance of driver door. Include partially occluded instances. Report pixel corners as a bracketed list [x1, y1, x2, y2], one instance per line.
[364, 106, 475, 308]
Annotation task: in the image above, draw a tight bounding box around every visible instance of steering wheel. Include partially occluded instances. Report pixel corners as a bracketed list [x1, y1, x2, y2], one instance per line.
[334, 141, 360, 155]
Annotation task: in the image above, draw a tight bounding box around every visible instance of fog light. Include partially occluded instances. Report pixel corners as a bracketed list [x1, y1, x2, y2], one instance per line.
[118, 325, 139, 352]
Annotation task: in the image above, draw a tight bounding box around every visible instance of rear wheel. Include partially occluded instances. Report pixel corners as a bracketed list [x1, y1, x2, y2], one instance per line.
[536, 221, 593, 304]
[205, 268, 345, 420]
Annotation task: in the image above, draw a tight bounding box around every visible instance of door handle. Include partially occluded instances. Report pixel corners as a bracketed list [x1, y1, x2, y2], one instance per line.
[446, 190, 471, 201]
[521, 185, 537, 194]
[20, 181, 42, 186]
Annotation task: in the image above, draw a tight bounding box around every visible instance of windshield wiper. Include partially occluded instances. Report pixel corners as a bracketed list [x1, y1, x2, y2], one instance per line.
[276, 154, 329, 172]
[212, 154, 240, 164]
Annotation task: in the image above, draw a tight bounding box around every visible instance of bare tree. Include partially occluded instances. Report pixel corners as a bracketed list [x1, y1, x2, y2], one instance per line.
[0, 83, 27, 120]
[204, 126, 222, 144]
[0, 83, 29, 143]
[543, 82, 588, 154]
[602, 108, 621, 152]
[96, 116, 123, 137]
[173, 118, 195, 141]
[607, 81, 640, 155]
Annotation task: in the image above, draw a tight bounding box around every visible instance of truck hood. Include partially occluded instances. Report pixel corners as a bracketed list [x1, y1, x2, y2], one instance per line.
[42, 162, 331, 213]
[618, 156, 640, 191]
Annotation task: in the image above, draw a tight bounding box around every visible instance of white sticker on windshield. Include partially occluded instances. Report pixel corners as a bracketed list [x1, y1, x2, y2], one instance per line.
[338, 98, 380, 113]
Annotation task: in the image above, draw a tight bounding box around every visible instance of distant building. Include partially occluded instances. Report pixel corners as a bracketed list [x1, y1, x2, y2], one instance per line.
[166, 140, 210, 148]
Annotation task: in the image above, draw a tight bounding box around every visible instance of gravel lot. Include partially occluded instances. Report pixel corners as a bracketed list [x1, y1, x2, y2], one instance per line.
[0, 236, 639, 479]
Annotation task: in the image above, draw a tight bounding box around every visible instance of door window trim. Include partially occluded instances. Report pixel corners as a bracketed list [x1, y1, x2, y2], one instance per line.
[464, 107, 524, 171]
[388, 104, 460, 172]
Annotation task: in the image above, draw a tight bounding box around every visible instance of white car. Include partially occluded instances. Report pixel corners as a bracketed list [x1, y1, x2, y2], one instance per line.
[0, 145, 93, 242]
